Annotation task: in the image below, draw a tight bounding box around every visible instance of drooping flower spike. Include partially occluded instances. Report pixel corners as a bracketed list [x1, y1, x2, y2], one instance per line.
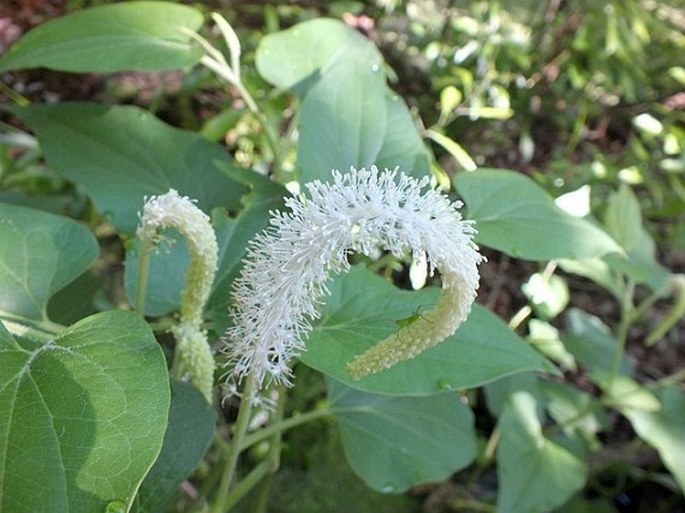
[224, 167, 483, 403]
[137, 189, 218, 402]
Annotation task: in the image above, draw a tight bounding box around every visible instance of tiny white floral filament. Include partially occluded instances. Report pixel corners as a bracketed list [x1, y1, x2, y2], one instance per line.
[224, 167, 482, 400]
[137, 189, 218, 401]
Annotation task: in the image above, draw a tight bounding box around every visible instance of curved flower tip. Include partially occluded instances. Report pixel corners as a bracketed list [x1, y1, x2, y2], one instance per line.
[137, 189, 219, 401]
[224, 166, 483, 401]
[137, 189, 218, 326]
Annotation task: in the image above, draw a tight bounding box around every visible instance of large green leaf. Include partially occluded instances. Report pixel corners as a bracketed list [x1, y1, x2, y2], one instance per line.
[9, 103, 246, 234]
[329, 378, 476, 493]
[300, 266, 555, 396]
[0, 202, 98, 322]
[256, 18, 430, 183]
[0, 310, 169, 513]
[497, 391, 588, 513]
[296, 58, 387, 183]
[133, 380, 215, 513]
[0, 1, 203, 73]
[374, 94, 431, 176]
[623, 386, 685, 494]
[255, 18, 383, 94]
[454, 169, 622, 260]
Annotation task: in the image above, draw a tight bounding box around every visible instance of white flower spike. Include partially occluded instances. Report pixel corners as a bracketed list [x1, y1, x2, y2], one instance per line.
[137, 189, 218, 402]
[224, 167, 483, 402]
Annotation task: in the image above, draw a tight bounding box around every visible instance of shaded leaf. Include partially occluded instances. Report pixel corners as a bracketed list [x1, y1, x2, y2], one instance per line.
[540, 379, 606, 449]
[9, 103, 246, 234]
[497, 391, 587, 513]
[561, 309, 631, 374]
[133, 380, 215, 513]
[374, 94, 431, 178]
[265, 433, 419, 513]
[0, 202, 98, 322]
[329, 378, 476, 493]
[256, 18, 429, 184]
[296, 56, 387, 183]
[602, 184, 670, 290]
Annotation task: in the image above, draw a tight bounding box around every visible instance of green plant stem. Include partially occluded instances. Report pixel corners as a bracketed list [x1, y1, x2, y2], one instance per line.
[508, 305, 531, 330]
[0, 81, 30, 106]
[251, 385, 286, 513]
[135, 238, 153, 315]
[200, 56, 282, 173]
[170, 338, 185, 379]
[210, 373, 257, 513]
[221, 459, 272, 512]
[235, 81, 283, 176]
[240, 406, 331, 451]
[482, 425, 500, 463]
[609, 279, 635, 390]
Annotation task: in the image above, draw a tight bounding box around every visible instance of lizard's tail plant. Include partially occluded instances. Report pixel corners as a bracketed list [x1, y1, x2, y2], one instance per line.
[137, 189, 218, 402]
[224, 166, 484, 405]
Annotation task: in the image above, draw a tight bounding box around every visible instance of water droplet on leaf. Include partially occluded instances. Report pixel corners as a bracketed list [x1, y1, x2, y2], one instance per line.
[437, 378, 452, 390]
[105, 500, 127, 513]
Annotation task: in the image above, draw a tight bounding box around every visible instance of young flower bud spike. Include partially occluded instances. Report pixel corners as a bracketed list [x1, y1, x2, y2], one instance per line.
[137, 189, 218, 402]
[224, 167, 483, 404]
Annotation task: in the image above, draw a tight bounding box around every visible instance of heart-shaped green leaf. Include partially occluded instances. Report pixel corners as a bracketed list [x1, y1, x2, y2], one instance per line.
[0, 310, 170, 513]
[329, 378, 476, 493]
[10, 103, 246, 234]
[133, 380, 215, 513]
[255, 18, 383, 94]
[0, 1, 203, 73]
[454, 169, 622, 260]
[374, 94, 431, 176]
[256, 19, 430, 184]
[300, 266, 555, 396]
[497, 391, 587, 513]
[0, 202, 98, 322]
[296, 58, 387, 183]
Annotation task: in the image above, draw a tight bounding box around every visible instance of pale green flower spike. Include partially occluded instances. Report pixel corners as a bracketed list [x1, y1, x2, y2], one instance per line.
[137, 189, 218, 402]
[225, 167, 483, 405]
[347, 272, 473, 378]
[172, 323, 216, 399]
